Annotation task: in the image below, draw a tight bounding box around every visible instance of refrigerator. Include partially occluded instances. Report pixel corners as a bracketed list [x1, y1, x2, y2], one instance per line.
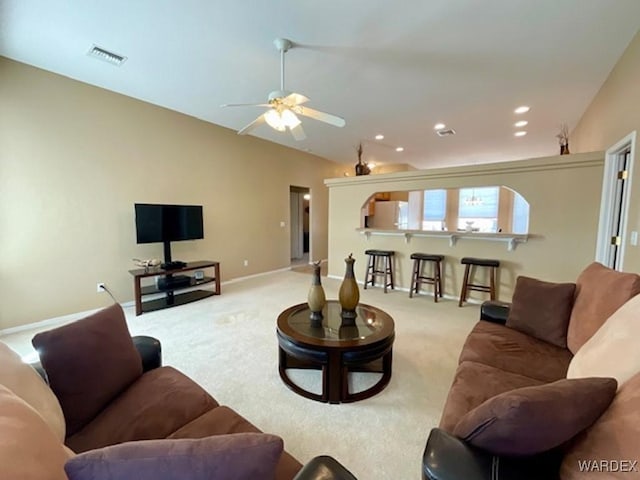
[369, 201, 409, 229]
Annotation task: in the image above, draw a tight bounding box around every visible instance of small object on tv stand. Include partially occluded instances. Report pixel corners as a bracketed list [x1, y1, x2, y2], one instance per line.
[162, 260, 187, 270]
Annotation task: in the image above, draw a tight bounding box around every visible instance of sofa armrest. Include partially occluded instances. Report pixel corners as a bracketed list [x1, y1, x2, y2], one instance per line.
[423, 429, 561, 480]
[480, 300, 511, 324]
[132, 335, 162, 372]
[293, 456, 357, 480]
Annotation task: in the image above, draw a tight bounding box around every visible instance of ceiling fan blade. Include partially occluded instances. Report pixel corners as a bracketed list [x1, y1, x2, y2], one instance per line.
[221, 103, 270, 108]
[290, 123, 306, 141]
[294, 106, 346, 128]
[284, 92, 309, 106]
[237, 114, 266, 135]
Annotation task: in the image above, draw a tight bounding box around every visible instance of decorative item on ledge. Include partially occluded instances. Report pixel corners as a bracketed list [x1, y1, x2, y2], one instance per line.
[354, 143, 371, 176]
[339, 253, 360, 321]
[307, 261, 326, 323]
[132, 258, 161, 272]
[557, 123, 570, 155]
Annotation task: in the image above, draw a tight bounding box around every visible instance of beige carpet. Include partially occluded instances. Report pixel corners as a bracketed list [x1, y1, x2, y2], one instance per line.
[2, 270, 480, 479]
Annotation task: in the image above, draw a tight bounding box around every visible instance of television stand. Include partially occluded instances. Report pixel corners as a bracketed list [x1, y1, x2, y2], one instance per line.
[128, 260, 220, 316]
[161, 260, 187, 270]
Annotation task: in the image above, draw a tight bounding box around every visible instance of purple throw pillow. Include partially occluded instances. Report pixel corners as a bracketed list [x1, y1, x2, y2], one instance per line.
[64, 433, 283, 480]
[453, 377, 617, 456]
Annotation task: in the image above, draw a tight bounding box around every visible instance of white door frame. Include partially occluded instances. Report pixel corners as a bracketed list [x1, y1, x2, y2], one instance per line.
[595, 131, 636, 269]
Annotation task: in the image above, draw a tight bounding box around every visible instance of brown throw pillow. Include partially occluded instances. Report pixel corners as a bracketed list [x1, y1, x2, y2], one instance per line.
[32, 303, 143, 436]
[567, 262, 640, 354]
[453, 377, 617, 456]
[506, 276, 576, 348]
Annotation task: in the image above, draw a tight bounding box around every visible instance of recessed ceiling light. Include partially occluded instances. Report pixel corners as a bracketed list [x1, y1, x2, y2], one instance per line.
[514, 106, 530, 114]
[514, 131, 527, 137]
[395, 147, 404, 152]
[368, 163, 376, 170]
[434, 123, 446, 130]
[375, 134, 384, 140]
[514, 120, 528, 128]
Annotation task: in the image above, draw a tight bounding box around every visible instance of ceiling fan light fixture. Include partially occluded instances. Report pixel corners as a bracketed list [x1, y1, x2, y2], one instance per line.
[225, 37, 345, 139]
[281, 109, 301, 128]
[264, 108, 300, 132]
[264, 109, 286, 131]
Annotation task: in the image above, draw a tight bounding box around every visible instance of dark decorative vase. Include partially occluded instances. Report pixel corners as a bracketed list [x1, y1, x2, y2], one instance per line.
[307, 261, 326, 323]
[354, 143, 370, 176]
[339, 253, 360, 320]
[560, 142, 570, 155]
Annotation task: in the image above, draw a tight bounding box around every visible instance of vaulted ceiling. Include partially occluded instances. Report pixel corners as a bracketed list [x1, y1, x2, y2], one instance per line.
[1, 1, 639, 169]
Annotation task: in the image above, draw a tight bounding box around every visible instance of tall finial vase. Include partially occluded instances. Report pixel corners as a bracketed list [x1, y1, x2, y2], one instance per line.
[339, 253, 359, 321]
[307, 261, 326, 323]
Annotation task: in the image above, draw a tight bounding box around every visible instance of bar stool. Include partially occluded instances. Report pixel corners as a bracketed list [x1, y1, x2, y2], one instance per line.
[409, 253, 444, 302]
[364, 250, 395, 293]
[458, 257, 500, 307]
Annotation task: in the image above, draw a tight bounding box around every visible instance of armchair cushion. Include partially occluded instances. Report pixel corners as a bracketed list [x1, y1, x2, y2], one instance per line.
[32, 303, 143, 436]
[506, 276, 576, 348]
[64, 433, 283, 480]
[567, 262, 640, 354]
[458, 321, 573, 383]
[453, 377, 617, 456]
[567, 294, 640, 389]
[167, 405, 303, 480]
[66, 366, 218, 453]
[560, 371, 640, 479]
[0, 341, 65, 441]
[0, 384, 72, 480]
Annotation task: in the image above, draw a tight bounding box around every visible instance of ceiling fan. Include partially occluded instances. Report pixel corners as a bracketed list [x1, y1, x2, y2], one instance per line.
[222, 38, 346, 141]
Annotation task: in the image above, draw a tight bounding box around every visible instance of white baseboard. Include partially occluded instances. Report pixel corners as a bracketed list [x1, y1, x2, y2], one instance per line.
[0, 266, 302, 337]
[0, 308, 104, 337]
[223, 266, 293, 285]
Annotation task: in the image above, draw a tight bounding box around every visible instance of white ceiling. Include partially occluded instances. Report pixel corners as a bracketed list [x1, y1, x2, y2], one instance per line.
[1, 1, 639, 169]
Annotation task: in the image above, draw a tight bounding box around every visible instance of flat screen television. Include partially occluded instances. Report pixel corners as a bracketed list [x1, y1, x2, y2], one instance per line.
[135, 203, 204, 266]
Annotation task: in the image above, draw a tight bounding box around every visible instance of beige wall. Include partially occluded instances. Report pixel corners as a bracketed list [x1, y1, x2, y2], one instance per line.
[326, 152, 604, 302]
[0, 58, 341, 329]
[571, 29, 640, 272]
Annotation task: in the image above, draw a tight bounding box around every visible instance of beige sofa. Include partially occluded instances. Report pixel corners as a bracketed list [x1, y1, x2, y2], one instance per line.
[0, 303, 314, 479]
[423, 262, 640, 479]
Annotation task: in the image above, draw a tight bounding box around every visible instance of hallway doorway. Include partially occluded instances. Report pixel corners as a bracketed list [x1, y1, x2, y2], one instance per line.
[290, 186, 310, 266]
[596, 131, 636, 270]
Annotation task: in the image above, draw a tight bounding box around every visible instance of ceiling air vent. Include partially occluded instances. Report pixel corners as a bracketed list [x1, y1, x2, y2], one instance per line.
[436, 128, 456, 137]
[87, 45, 127, 66]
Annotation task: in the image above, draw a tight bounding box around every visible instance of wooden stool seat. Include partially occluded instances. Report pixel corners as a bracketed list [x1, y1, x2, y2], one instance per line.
[364, 250, 395, 293]
[458, 257, 500, 307]
[409, 253, 444, 302]
[461, 257, 500, 268]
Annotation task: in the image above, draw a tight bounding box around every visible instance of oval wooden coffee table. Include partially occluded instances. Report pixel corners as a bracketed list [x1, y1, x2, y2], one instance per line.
[276, 301, 395, 404]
